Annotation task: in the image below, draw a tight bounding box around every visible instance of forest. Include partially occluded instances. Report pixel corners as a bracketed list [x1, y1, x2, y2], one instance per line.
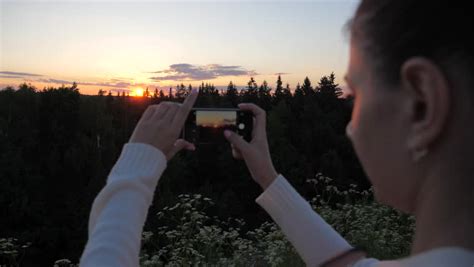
[0, 74, 414, 266]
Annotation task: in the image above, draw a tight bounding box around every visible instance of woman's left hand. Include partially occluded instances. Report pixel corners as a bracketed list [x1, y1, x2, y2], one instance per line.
[129, 89, 198, 160]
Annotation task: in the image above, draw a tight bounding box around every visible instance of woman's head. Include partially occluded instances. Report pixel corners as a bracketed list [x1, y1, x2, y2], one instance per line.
[345, 0, 474, 213]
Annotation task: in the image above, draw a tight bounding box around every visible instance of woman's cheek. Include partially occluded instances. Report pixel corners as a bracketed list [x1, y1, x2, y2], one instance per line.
[345, 100, 369, 167]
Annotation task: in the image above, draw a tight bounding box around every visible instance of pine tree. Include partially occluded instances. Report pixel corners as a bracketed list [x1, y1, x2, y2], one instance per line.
[292, 83, 304, 116]
[187, 84, 193, 97]
[302, 76, 314, 96]
[176, 83, 187, 99]
[316, 72, 343, 113]
[294, 83, 303, 97]
[317, 72, 342, 97]
[283, 83, 292, 100]
[258, 80, 272, 111]
[243, 77, 258, 103]
[199, 82, 205, 94]
[273, 75, 284, 104]
[225, 81, 238, 106]
[106, 90, 113, 102]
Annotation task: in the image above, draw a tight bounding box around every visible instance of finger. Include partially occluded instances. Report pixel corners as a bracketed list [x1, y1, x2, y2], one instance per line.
[238, 103, 266, 138]
[166, 139, 195, 160]
[162, 103, 180, 122]
[172, 89, 198, 129]
[142, 105, 157, 120]
[224, 130, 250, 155]
[231, 143, 243, 159]
[154, 103, 170, 119]
[151, 102, 172, 120]
[252, 116, 257, 139]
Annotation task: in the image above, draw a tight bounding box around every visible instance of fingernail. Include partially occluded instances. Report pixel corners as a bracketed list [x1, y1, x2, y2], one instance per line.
[224, 130, 231, 138]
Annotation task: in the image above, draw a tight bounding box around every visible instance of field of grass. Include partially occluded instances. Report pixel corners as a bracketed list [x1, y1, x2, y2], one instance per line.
[1, 173, 414, 266]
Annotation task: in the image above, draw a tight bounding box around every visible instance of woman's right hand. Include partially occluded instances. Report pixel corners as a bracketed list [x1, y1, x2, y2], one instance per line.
[223, 103, 278, 190]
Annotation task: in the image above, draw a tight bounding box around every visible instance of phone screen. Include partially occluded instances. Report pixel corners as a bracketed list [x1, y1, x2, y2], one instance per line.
[196, 110, 237, 143]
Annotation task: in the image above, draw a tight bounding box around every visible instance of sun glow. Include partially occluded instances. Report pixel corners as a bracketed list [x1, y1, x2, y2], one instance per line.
[133, 87, 144, 97]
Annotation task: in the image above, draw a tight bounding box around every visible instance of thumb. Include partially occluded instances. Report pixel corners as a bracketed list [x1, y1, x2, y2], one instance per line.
[166, 139, 195, 160]
[224, 130, 250, 154]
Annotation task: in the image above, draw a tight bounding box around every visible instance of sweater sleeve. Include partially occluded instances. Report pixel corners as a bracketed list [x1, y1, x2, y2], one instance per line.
[79, 143, 167, 267]
[256, 174, 376, 266]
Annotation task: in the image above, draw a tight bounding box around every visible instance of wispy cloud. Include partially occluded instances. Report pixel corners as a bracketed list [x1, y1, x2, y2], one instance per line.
[109, 88, 131, 93]
[84, 81, 131, 88]
[0, 71, 43, 79]
[110, 78, 132, 83]
[0, 72, 146, 90]
[149, 63, 258, 81]
[38, 78, 72, 84]
[0, 75, 25, 79]
[275, 72, 290, 76]
[37, 78, 131, 88]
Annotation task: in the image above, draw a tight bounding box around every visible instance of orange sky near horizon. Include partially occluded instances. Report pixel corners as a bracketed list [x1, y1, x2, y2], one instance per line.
[0, 1, 358, 96]
[197, 111, 236, 128]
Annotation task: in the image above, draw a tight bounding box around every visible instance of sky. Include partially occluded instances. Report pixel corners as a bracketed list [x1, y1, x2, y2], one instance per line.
[0, 0, 359, 96]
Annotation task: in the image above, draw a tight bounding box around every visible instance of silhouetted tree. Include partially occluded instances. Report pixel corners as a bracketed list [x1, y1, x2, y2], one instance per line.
[258, 80, 272, 111]
[176, 83, 186, 99]
[242, 77, 258, 103]
[273, 75, 284, 105]
[317, 72, 342, 98]
[225, 81, 238, 107]
[0, 73, 369, 265]
[283, 83, 292, 103]
[302, 77, 314, 97]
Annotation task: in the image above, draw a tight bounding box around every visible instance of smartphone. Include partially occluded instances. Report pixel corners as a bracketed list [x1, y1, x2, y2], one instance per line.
[180, 108, 253, 145]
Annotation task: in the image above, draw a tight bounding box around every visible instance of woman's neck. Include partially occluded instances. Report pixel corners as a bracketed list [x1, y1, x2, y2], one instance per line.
[412, 169, 474, 254]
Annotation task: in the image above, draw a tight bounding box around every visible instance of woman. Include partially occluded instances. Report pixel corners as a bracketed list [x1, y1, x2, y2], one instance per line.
[80, 0, 474, 266]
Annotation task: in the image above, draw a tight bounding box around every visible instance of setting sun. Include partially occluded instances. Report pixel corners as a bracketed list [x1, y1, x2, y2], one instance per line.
[133, 88, 144, 97]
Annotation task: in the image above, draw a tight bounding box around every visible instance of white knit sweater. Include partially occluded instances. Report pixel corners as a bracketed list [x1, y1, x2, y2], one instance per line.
[79, 143, 474, 267]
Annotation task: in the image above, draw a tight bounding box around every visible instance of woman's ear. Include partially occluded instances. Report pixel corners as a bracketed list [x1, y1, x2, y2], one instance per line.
[400, 57, 451, 153]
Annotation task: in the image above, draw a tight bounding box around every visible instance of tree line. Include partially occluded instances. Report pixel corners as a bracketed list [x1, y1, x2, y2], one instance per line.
[0, 74, 367, 266]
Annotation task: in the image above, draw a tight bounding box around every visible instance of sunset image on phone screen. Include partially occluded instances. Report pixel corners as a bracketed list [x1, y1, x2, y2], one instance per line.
[196, 111, 236, 143]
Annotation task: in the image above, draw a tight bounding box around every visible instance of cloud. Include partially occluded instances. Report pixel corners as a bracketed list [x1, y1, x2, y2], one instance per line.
[149, 63, 258, 81]
[38, 78, 72, 84]
[37, 78, 131, 88]
[110, 78, 131, 83]
[83, 81, 131, 88]
[0, 71, 43, 77]
[0, 72, 142, 91]
[0, 71, 43, 79]
[0, 75, 26, 79]
[109, 88, 131, 93]
[275, 72, 290, 76]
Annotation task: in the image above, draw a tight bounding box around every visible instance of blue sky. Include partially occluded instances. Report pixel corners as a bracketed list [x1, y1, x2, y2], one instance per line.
[0, 0, 359, 95]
